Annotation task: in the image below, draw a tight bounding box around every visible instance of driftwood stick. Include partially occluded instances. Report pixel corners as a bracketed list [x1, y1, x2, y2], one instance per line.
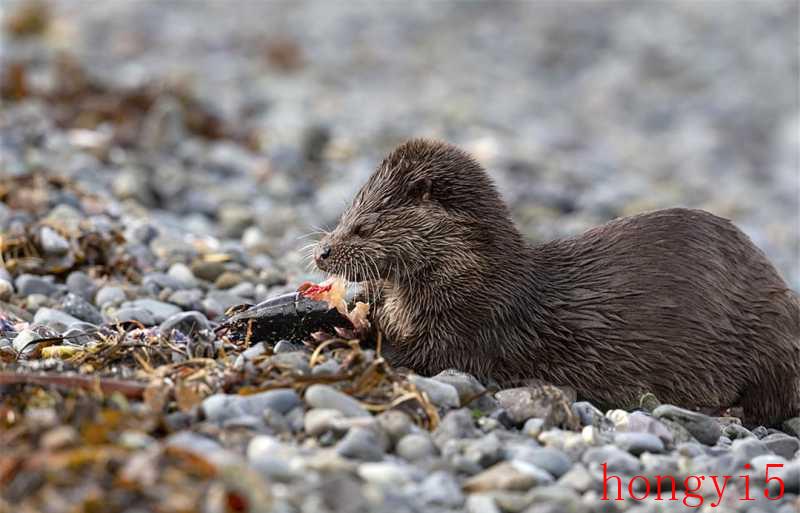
[0, 371, 146, 398]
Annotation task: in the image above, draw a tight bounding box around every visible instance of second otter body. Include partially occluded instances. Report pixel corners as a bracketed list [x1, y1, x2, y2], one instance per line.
[315, 139, 800, 426]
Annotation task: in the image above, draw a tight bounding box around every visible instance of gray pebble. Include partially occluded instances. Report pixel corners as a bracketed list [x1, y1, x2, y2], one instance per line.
[653, 404, 721, 445]
[33, 308, 83, 328]
[167, 263, 197, 288]
[582, 445, 640, 475]
[202, 388, 301, 423]
[464, 432, 504, 469]
[762, 433, 800, 460]
[167, 289, 204, 309]
[95, 285, 126, 306]
[61, 293, 103, 324]
[357, 461, 416, 486]
[15, 274, 57, 297]
[270, 351, 310, 374]
[336, 426, 388, 461]
[274, 340, 304, 353]
[513, 446, 573, 478]
[112, 307, 156, 326]
[305, 384, 370, 418]
[143, 272, 190, 293]
[396, 433, 437, 461]
[417, 471, 464, 507]
[731, 437, 771, 461]
[65, 271, 97, 302]
[305, 408, 346, 437]
[433, 409, 480, 448]
[614, 432, 665, 455]
[39, 226, 70, 256]
[159, 311, 210, 336]
[125, 298, 181, 323]
[311, 358, 341, 376]
[247, 435, 295, 482]
[625, 411, 673, 446]
[410, 374, 460, 409]
[13, 329, 42, 354]
[466, 494, 501, 513]
[782, 417, 800, 438]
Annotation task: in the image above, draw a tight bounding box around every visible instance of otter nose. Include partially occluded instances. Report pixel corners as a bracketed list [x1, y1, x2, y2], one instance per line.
[315, 243, 331, 264]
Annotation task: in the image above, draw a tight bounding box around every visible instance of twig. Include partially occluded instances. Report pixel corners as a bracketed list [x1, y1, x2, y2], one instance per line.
[0, 371, 147, 398]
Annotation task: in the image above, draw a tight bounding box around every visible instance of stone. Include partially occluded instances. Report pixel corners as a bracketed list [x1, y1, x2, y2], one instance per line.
[495, 386, 577, 428]
[311, 358, 341, 376]
[418, 471, 464, 507]
[614, 432, 665, 455]
[304, 384, 370, 418]
[273, 340, 304, 353]
[13, 329, 42, 354]
[376, 410, 413, 446]
[762, 433, 800, 460]
[653, 405, 721, 445]
[39, 226, 70, 255]
[513, 446, 573, 478]
[15, 274, 57, 297]
[0, 279, 13, 301]
[65, 271, 97, 302]
[60, 293, 103, 324]
[247, 435, 296, 482]
[191, 260, 226, 282]
[95, 285, 126, 306]
[557, 463, 593, 492]
[731, 437, 771, 461]
[142, 272, 190, 293]
[463, 432, 504, 469]
[396, 433, 437, 461]
[167, 289, 204, 310]
[124, 299, 182, 323]
[305, 408, 345, 437]
[433, 409, 480, 448]
[410, 374, 460, 409]
[463, 460, 554, 492]
[159, 311, 210, 336]
[526, 485, 587, 513]
[582, 445, 640, 475]
[112, 307, 156, 326]
[215, 271, 243, 289]
[202, 389, 301, 423]
[167, 263, 197, 287]
[781, 417, 800, 438]
[336, 426, 388, 461]
[33, 308, 83, 328]
[357, 462, 415, 486]
[466, 494, 501, 513]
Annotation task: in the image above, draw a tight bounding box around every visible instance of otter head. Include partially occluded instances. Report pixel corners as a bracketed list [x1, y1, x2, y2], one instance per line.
[314, 139, 522, 284]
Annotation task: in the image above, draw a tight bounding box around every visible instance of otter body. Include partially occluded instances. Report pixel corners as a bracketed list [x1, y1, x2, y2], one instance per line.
[315, 139, 800, 425]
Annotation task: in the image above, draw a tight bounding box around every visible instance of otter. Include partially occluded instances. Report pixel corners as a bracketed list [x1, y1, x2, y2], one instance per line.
[314, 139, 800, 426]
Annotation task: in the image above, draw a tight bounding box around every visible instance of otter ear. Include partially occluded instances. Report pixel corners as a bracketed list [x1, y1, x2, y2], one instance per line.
[408, 176, 433, 202]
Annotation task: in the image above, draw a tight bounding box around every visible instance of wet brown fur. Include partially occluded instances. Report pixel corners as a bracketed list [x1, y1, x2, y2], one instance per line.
[315, 139, 800, 426]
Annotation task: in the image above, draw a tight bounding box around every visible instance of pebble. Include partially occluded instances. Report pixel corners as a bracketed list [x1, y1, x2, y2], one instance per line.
[39, 226, 70, 255]
[652, 404, 721, 445]
[731, 437, 771, 461]
[305, 384, 371, 418]
[191, 260, 227, 282]
[782, 417, 800, 438]
[336, 426, 388, 461]
[396, 433, 437, 461]
[433, 409, 480, 448]
[15, 274, 57, 297]
[95, 285, 126, 306]
[167, 263, 198, 287]
[582, 445, 640, 475]
[304, 408, 346, 437]
[112, 307, 156, 326]
[466, 494, 501, 513]
[494, 386, 573, 427]
[33, 308, 83, 329]
[512, 446, 573, 478]
[762, 433, 800, 460]
[159, 311, 210, 336]
[142, 272, 190, 293]
[311, 358, 341, 376]
[614, 432, 665, 455]
[273, 340, 304, 353]
[65, 271, 97, 302]
[417, 470, 464, 507]
[357, 462, 415, 486]
[215, 271, 244, 289]
[61, 293, 103, 324]
[247, 435, 296, 482]
[13, 329, 42, 354]
[124, 299, 182, 323]
[202, 389, 301, 423]
[0, 279, 14, 301]
[167, 289, 204, 309]
[410, 374, 460, 409]
[463, 460, 554, 492]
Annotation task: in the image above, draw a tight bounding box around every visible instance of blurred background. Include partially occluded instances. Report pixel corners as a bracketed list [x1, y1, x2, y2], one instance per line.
[2, 0, 798, 289]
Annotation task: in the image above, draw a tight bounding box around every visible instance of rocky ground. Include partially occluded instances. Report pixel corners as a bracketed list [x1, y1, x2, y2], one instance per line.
[1, 1, 798, 512]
